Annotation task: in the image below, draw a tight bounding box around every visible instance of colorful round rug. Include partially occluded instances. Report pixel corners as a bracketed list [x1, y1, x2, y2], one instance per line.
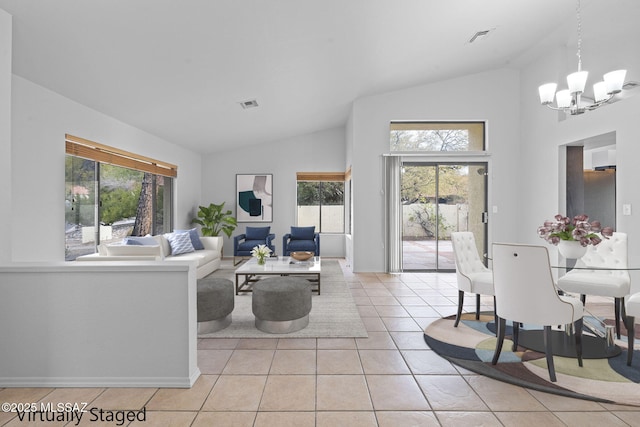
[423, 312, 640, 406]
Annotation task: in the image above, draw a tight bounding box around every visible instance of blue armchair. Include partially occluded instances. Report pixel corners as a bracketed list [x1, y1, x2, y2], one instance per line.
[282, 226, 320, 256]
[233, 226, 276, 265]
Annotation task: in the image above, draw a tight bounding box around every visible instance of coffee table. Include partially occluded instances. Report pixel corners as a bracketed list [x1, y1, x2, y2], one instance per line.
[235, 256, 321, 295]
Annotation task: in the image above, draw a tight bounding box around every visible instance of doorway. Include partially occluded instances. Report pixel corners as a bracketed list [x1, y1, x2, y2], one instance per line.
[401, 162, 488, 271]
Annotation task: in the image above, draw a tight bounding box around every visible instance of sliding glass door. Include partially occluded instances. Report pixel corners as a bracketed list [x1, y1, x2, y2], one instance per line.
[401, 162, 487, 271]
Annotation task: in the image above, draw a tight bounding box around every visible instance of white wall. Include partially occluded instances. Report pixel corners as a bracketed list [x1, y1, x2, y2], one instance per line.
[201, 127, 346, 257]
[0, 9, 11, 263]
[0, 262, 199, 387]
[349, 68, 521, 272]
[10, 76, 203, 262]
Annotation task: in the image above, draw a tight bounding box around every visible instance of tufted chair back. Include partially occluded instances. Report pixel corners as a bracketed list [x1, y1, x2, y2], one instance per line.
[451, 232, 490, 293]
[575, 232, 629, 279]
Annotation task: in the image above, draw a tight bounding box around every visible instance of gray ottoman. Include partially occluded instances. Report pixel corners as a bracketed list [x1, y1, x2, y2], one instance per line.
[197, 277, 234, 334]
[252, 277, 312, 333]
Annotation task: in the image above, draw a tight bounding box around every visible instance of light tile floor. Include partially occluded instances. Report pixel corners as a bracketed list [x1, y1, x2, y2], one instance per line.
[1, 260, 639, 426]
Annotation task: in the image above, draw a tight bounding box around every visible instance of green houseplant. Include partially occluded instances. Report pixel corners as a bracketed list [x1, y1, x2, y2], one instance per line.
[192, 202, 238, 238]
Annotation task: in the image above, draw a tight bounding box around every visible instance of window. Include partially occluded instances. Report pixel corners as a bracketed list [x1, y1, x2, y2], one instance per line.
[65, 135, 175, 260]
[296, 172, 345, 233]
[390, 122, 485, 152]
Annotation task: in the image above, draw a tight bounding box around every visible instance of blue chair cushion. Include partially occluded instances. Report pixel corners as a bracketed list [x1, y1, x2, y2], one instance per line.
[290, 226, 315, 240]
[245, 226, 270, 240]
[237, 239, 268, 252]
[286, 239, 316, 252]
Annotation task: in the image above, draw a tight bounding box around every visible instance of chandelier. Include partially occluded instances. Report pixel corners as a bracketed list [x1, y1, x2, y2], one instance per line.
[538, 0, 626, 115]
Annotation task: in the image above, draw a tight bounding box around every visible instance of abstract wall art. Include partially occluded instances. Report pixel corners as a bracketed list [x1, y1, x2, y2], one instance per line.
[236, 174, 273, 222]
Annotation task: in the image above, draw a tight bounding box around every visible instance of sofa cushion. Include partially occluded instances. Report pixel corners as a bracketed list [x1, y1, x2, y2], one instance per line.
[165, 249, 219, 267]
[237, 239, 268, 252]
[165, 232, 195, 256]
[105, 244, 161, 257]
[174, 228, 205, 250]
[124, 236, 158, 246]
[290, 226, 315, 240]
[286, 239, 316, 253]
[245, 226, 270, 240]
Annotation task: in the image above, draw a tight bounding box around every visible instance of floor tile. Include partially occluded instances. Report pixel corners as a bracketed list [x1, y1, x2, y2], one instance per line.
[222, 349, 274, 374]
[129, 411, 197, 426]
[415, 375, 488, 411]
[197, 349, 233, 374]
[366, 375, 431, 410]
[317, 349, 363, 374]
[258, 375, 315, 411]
[359, 349, 411, 374]
[390, 331, 430, 349]
[381, 316, 422, 331]
[316, 337, 357, 349]
[402, 350, 459, 374]
[316, 411, 378, 427]
[146, 375, 217, 411]
[269, 349, 316, 374]
[201, 375, 266, 411]
[316, 375, 373, 411]
[277, 338, 316, 349]
[361, 316, 387, 331]
[435, 411, 502, 427]
[198, 338, 239, 349]
[465, 375, 547, 412]
[253, 411, 315, 427]
[376, 411, 440, 427]
[553, 411, 630, 426]
[192, 411, 256, 427]
[494, 411, 567, 427]
[355, 331, 397, 349]
[89, 388, 156, 410]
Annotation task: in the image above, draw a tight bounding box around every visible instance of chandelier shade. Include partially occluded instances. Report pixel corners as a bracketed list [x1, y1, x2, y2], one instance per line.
[538, 0, 627, 115]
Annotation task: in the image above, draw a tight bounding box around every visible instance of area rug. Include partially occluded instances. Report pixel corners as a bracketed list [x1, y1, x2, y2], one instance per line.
[198, 259, 368, 339]
[424, 312, 640, 406]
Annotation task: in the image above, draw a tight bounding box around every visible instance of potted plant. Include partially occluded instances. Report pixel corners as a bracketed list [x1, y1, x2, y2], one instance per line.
[537, 214, 613, 258]
[192, 202, 238, 237]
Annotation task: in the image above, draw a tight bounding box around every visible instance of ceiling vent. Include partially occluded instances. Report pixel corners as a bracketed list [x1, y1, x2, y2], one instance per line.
[239, 99, 259, 109]
[468, 29, 492, 44]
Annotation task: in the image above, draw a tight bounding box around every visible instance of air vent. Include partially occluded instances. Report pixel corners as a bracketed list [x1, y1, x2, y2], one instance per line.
[469, 29, 491, 43]
[239, 99, 259, 109]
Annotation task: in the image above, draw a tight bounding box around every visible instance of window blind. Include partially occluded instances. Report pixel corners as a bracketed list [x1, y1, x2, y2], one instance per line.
[65, 134, 178, 178]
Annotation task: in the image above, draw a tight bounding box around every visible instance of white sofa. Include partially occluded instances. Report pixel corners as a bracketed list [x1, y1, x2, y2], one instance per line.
[76, 234, 222, 279]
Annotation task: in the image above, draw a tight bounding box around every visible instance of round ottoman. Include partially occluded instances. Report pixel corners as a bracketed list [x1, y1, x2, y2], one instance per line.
[252, 277, 312, 333]
[197, 277, 234, 334]
[626, 292, 640, 365]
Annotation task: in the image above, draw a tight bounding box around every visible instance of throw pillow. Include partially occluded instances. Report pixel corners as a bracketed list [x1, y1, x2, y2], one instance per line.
[174, 228, 205, 250]
[290, 226, 315, 240]
[124, 236, 158, 246]
[165, 232, 195, 256]
[245, 226, 270, 240]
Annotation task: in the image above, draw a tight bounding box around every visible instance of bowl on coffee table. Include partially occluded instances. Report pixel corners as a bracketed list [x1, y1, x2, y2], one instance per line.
[290, 251, 314, 261]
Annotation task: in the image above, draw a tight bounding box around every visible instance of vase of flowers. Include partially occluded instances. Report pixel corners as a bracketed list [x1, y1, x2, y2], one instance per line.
[251, 244, 272, 265]
[537, 214, 613, 258]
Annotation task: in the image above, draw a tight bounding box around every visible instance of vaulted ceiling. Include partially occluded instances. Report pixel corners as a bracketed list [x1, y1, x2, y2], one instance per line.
[1, 0, 629, 153]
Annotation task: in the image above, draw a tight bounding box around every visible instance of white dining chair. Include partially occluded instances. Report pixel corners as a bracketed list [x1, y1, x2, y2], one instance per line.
[491, 242, 583, 382]
[450, 232, 494, 327]
[557, 232, 631, 339]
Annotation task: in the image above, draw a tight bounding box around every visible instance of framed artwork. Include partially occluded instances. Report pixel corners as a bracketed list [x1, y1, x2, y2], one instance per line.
[236, 174, 273, 222]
